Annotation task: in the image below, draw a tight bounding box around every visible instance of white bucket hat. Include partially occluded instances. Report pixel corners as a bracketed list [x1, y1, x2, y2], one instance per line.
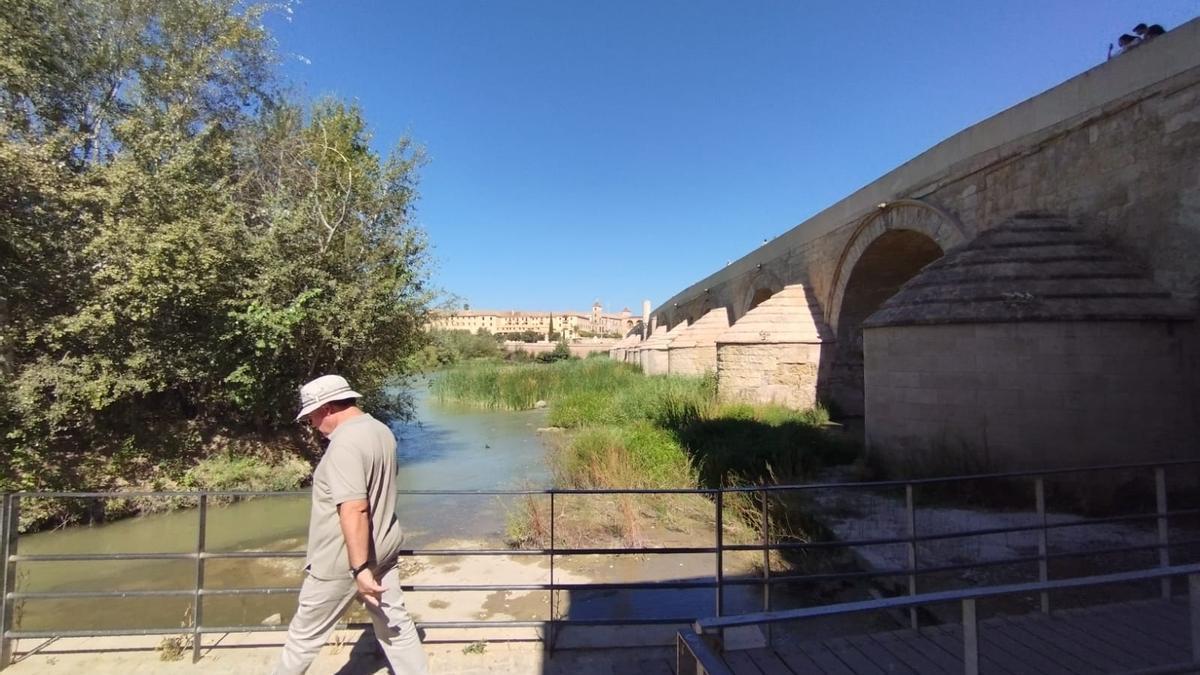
[295, 374, 362, 421]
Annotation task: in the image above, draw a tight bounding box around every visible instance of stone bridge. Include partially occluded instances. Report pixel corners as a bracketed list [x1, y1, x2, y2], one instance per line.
[615, 18, 1200, 472]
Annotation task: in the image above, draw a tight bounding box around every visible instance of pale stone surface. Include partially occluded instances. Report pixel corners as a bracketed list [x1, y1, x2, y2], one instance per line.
[712, 285, 830, 409]
[667, 307, 730, 377]
[865, 321, 1199, 470]
[717, 344, 822, 409]
[714, 285, 831, 345]
[503, 341, 615, 358]
[608, 333, 643, 362]
[640, 323, 685, 375]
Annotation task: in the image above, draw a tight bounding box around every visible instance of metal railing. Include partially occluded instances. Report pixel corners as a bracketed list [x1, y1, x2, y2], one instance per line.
[1, 458, 1198, 669]
[679, 564, 1200, 675]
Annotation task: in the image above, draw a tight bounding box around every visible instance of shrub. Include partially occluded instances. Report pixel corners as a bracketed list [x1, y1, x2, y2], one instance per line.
[182, 455, 310, 493]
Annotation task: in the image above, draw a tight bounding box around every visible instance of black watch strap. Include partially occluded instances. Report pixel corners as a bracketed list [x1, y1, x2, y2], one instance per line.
[350, 560, 372, 578]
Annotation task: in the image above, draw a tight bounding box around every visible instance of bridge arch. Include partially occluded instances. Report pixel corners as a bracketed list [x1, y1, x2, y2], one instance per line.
[736, 269, 785, 319]
[826, 199, 965, 333]
[825, 200, 965, 416]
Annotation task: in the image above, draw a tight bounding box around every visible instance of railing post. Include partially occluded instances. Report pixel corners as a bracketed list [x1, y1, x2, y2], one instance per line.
[677, 632, 698, 675]
[1156, 467, 1171, 600]
[547, 491, 556, 654]
[192, 494, 207, 663]
[962, 598, 979, 675]
[715, 490, 724, 619]
[0, 496, 8, 672]
[1036, 478, 1049, 613]
[760, 487, 771, 647]
[905, 483, 918, 630]
[0, 495, 19, 671]
[1189, 574, 1200, 664]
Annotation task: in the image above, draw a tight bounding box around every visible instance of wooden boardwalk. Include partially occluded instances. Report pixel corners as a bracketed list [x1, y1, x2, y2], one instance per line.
[719, 598, 1197, 674]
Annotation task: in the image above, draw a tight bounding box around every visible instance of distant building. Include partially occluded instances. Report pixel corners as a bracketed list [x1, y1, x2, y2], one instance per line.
[427, 302, 635, 339]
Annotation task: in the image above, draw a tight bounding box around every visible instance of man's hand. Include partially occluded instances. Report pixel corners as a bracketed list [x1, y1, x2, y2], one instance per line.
[354, 568, 386, 607]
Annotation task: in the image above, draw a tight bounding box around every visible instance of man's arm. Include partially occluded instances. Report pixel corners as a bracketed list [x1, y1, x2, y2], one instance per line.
[338, 499, 385, 606]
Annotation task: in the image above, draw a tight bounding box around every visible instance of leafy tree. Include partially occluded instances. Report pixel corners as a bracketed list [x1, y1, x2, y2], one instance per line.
[0, 0, 433, 508]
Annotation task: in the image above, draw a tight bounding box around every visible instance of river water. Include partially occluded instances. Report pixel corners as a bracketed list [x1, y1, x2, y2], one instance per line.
[14, 384, 554, 632]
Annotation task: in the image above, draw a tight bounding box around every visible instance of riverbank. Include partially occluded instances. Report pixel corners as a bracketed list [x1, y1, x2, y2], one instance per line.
[432, 359, 861, 554]
[11, 432, 315, 534]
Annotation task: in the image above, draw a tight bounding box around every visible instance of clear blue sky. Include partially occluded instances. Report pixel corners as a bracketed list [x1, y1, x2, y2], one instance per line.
[269, 1, 1199, 314]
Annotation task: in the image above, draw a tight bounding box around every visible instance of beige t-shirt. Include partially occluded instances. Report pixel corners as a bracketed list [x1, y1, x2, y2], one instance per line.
[304, 413, 404, 580]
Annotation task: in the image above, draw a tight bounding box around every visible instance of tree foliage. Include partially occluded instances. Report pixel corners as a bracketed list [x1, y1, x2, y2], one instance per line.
[0, 0, 432, 498]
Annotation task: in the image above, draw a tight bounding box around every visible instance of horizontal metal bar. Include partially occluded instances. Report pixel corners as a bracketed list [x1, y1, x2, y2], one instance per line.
[549, 546, 716, 556]
[678, 630, 737, 675]
[725, 538, 1200, 588]
[10, 487, 717, 499]
[195, 587, 301, 597]
[4, 615, 700, 642]
[404, 581, 716, 592]
[201, 551, 306, 559]
[402, 584, 548, 592]
[719, 458, 1200, 493]
[404, 549, 546, 556]
[16, 540, 1193, 603]
[11, 458, 1197, 501]
[18, 519, 1185, 564]
[10, 553, 198, 562]
[11, 578, 719, 602]
[9, 590, 197, 600]
[696, 563, 1200, 631]
[545, 617, 697, 626]
[725, 535, 911, 551]
[725, 508, 1200, 554]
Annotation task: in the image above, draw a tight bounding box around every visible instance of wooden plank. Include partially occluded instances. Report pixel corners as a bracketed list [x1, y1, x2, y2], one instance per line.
[746, 648, 799, 675]
[995, 615, 1119, 673]
[785, 642, 856, 675]
[864, 630, 955, 674]
[1022, 612, 1142, 667]
[818, 637, 889, 675]
[985, 618, 1093, 674]
[840, 634, 917, 674]
[1060, 610, 1179, 668]
[1086, 602, 1189, 652]
[974, 618, 1079, 675]
[1062, 606, 1181, 661]
[1103, 600, 1190, 649]
[769, 644, 826, 675]
[1026, 612, 1147, 670]
[1060, 610, 1171, 667]
[921, 624, 1022, 675]
[724, 650, 764, 675]
[628, 657, 675, 675]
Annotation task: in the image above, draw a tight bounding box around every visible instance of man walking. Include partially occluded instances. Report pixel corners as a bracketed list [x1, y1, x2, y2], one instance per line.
[273, 375, 429, 674]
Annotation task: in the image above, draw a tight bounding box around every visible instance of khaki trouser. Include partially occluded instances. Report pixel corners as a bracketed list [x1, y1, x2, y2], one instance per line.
[272, 564, 429, 675]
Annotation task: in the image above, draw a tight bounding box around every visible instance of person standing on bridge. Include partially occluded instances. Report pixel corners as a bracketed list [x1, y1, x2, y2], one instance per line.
[273, 375, 429, 675]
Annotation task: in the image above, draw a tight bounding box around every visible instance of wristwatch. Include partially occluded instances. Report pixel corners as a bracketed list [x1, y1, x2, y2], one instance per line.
[350, 560, 372, 578]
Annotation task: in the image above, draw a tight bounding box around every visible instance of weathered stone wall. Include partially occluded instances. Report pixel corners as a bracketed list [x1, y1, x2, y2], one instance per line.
[644, 348, 670, 375]
[669, 346, 717, 376]
[504, 341, 615, 358]
[717, 343, 823, 409]
[865, 322, 1200, 471]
